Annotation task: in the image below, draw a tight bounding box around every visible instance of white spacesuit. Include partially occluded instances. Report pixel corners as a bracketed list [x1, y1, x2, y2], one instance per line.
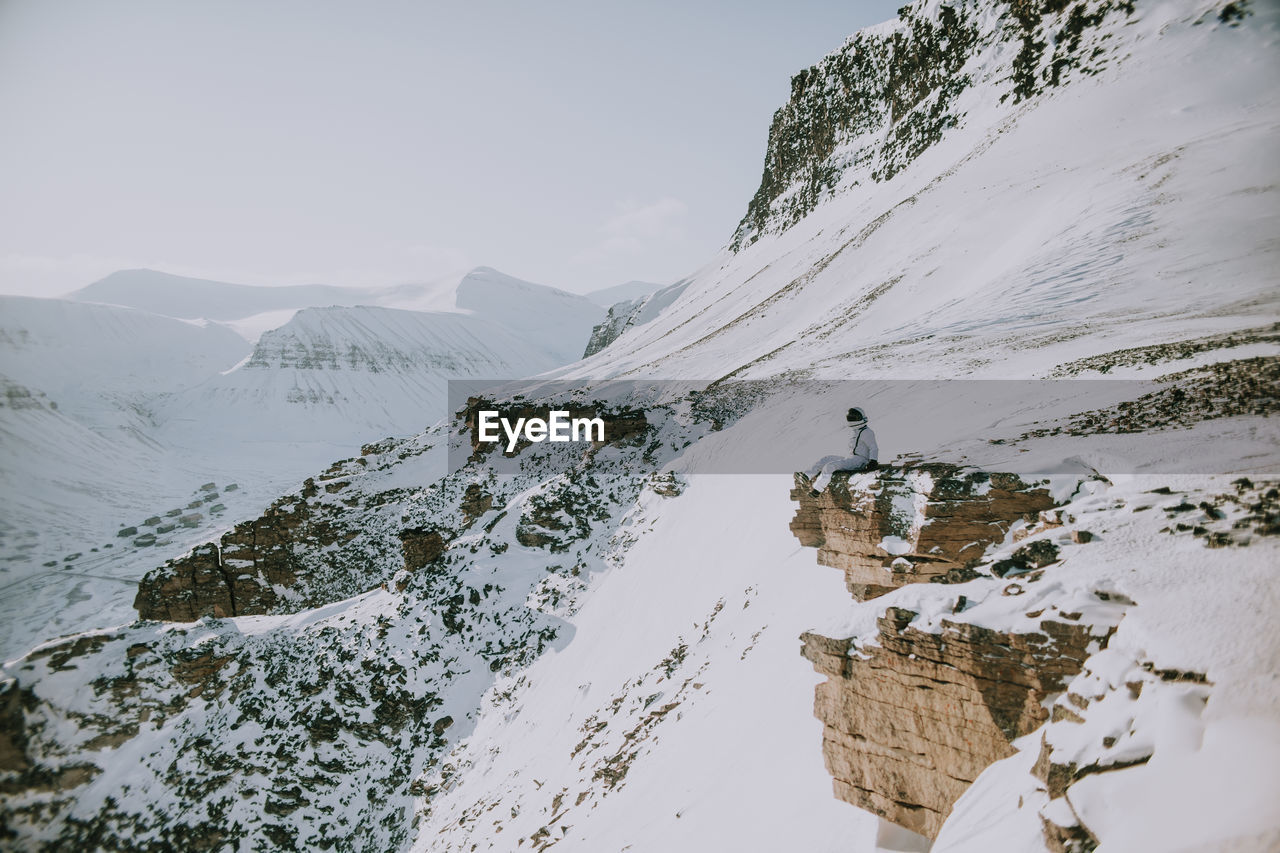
[805, 407, 878, 492]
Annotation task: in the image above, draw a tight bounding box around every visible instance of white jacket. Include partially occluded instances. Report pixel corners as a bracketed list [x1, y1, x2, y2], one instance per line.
[848, 424, 878, 465]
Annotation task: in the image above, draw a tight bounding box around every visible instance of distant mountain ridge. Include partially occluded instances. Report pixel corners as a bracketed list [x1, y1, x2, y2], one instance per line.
[0, 269, 603, 657]
[68, 269, 381, 321]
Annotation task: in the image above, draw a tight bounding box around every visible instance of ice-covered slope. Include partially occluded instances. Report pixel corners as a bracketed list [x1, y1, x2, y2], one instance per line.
[562, 0, 1279, 381]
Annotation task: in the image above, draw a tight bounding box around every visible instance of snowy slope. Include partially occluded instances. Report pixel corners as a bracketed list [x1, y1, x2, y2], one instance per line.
[0, 295, 249, 414]
[455, 267, 605, 365]
[0, 295, 250, 545]
[1, 1, 1278, 852]
[560, 1, 1279, 382]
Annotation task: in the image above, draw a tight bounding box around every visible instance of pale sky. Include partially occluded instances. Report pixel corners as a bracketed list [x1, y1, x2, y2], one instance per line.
[0, 0, 902, 297]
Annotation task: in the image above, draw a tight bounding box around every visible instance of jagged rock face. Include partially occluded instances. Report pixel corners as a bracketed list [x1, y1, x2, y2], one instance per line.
[789, 465, 1055, 599]
[732, 0, 1133, 249]
[134, 476, 367, 621]
[792, 467, 1130, 839]
[583, 299, 641, 358]
[581, 280, 691, 358]
[399, 528, 446, 572]
[802, 604, 1109, 839]
[459, 483, 494, 523]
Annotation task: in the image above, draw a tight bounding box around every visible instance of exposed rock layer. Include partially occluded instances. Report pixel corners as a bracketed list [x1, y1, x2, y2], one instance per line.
[789, 465, 1055, 599]
[791, 466, 1121, 839]
[133, 478, 353, 620]
[732, 0, 1133, 248]
[801, 606, 1106, 838]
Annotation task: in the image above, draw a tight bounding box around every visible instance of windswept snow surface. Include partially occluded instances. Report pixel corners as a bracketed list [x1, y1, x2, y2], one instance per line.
[557, 4, 1279, 382]
[413, 475, 881, 852]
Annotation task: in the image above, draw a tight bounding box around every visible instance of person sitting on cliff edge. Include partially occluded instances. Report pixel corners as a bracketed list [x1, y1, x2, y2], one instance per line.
[803, 406, 879, 492]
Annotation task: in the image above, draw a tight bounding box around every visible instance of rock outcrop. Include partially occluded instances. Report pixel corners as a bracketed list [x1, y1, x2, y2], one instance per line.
[792, 466, 1128, 839]
[399, 528, 446, 572]
[581, 280, 690, 358]
[802, 605, 1110, 838]
[134, 479, 349, 621]
[133, 459, 430, 622]
[731, 0, 1135, 249]
[583, 299, 643, 358]
[789, 465, 1056, 599]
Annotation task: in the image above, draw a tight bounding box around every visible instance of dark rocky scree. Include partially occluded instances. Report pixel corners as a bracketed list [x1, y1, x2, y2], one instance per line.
[1158, 477, 1280, 547]
[1010, 356, 1280, 441]
[792, 466, 1123, 839]
[732, 0, 1134, 249]
[1049, 323, 1280, 376]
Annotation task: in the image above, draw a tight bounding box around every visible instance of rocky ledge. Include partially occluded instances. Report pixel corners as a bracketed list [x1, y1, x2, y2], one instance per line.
[789, 465, 1055, 599]
[792, 466, 1129, 841]
[802, 604, 1111, 839]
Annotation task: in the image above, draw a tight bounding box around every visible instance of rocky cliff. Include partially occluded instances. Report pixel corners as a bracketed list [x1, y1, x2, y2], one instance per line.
[793, 467, 1129, 840]
[134, 450, 423, 622]
[789, 465, 1056, 599]
[582, 280, 691, 358]
[732, 0, 1137, 249]
[802, 605, 1112, 838]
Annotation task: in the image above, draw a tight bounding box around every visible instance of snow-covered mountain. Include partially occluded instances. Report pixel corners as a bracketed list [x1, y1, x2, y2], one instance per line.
[159, 303, 565, 447]
[0, 295, 250, 548]
[561, 1, 1278, 381]
[0, 270, 603, 660]
[454, 267, 607, 365]
[2, 1, 1277, 852]
[584, 280, 664, 308]
[581, 278, 692, 357]
[68, 268, 388, 322]
[69, 266, 607, 349]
